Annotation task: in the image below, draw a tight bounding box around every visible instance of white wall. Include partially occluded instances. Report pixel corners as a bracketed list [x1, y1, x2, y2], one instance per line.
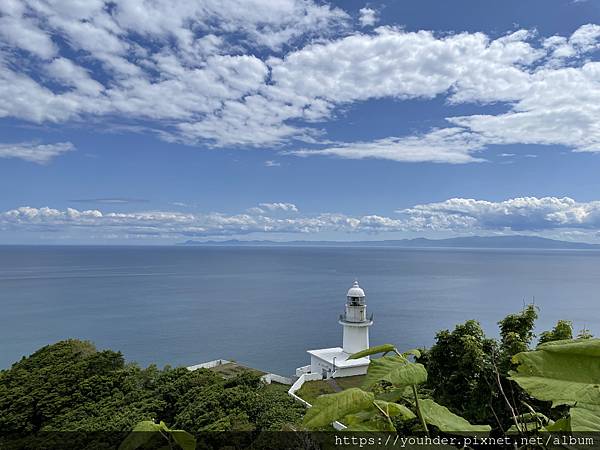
[332, 364, 368, 378]
[187, 359, 231, 371]
[295, 365, 311, 377]
[342, 325, 369, 354]
[261, 373, 295, 385]
[287, 373, 347, 430]
[310, 355, 334, 377]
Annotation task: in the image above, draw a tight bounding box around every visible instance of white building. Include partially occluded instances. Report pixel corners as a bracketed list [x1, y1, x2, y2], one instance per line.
[296, 281, 373, 379]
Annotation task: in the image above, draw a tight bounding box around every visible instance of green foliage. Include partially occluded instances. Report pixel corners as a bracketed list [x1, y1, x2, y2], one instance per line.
[421, 304, 551, 431]
[498, 305, 538, 369]
[348, 344, 396, 359]
[506, 411, 552, 433]
[418, 399, 491, 434]
[5, 306, 600, 442]
[303, 388, 375, 428]
[303, 345, 490, 435]
[422, 320, 498, 423]
[0, 339, 304, 441]
[578, 326, 594, 340]
[362, 356, 427, 390]
[119, 420, 195, 450]
[539, 320, 573, 345]
[509, 338, 600, 431]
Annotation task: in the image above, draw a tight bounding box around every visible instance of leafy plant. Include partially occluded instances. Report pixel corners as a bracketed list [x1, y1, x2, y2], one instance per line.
[538, 320, 573, 345]
[302, 345, 491, 434]
[509, 338, 600, 431]
[119, 420, 195, 450]
[0, 340, 304, 442]
[421, 320, 498, 424]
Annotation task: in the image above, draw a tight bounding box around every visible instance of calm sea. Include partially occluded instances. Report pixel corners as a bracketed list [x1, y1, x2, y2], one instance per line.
[1, 245, 599, 375]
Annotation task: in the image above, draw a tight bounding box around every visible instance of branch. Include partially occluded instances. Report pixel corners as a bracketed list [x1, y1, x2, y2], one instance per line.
[492, 353, 522, 434]
[411, 385, 429, 436]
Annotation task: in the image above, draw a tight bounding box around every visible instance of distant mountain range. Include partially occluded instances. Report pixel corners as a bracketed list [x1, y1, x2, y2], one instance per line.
[180, 235, 600, 249]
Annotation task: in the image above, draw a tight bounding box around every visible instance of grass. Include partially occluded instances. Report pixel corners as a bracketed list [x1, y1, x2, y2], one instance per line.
[335, 375, 366, 390]
[296, 380, 335, 404]
[208, 362, 265, 379]
[263, 382, 291, 394]
[296, 375, 365, 404]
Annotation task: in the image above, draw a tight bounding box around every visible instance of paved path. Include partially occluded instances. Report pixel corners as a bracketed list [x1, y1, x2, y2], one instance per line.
[327, 378, 343, 392]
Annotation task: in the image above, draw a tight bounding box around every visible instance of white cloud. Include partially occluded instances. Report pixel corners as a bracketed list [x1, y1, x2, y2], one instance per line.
[358, 7, 378, 27]
[290, 128, 486, 163]
[399, 197, 600, 231]
[544, 24, 600, 61]
[447, 61, 600, 152]
[269, 27, 541, 106]
[259, 202, 299, 212]
[0, 141, 74, 164]
[0, 1, 58, 59]
[46, 58, 104, 95]
[1, 3, 600, 163]
[113, 0, 349, 51]
[5, 197, 600, 240]
[264, 160, 281, 167]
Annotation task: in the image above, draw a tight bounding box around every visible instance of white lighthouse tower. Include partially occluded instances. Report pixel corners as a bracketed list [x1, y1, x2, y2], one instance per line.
[298, 280, 373, 379]
[340, 281, 373, 354]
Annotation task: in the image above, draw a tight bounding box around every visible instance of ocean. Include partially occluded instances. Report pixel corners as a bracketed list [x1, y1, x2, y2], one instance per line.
[1, 245, 599, 375]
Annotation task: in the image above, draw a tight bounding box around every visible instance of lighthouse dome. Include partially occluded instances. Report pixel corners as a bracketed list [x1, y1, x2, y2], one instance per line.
[347, 281, 365, 298]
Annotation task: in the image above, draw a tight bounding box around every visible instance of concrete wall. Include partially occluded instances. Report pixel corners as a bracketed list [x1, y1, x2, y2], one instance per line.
[261, 373, 295, 385]
[287, 373, 347, 430]
[332, 364, 368, 378]
[295, 365, 311, 377]
[288, 373, 322, 407]
[187, 360, 293, 385]
[310, 355, 334, 377]
[187, 359, 231, 371]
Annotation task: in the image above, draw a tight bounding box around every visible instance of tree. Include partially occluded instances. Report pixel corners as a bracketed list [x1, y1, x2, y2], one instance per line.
[0, 339, 304, 448]
[421, 320, 498, 423]
[421, 305, 546, 431]
[497, 304, 538, 371]
[538, 320, 573, 345]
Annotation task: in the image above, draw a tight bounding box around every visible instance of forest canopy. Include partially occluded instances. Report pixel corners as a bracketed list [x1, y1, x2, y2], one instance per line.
[0, 339, 304, 440]
[0, 307, 595, 449]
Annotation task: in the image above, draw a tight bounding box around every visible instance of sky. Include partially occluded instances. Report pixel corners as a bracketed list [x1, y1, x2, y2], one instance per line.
[2, 0, 600, 243]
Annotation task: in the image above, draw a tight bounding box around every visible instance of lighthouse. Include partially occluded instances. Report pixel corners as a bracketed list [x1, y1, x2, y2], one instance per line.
[298, 280, 373, 379]
[339, 281, 373, 354]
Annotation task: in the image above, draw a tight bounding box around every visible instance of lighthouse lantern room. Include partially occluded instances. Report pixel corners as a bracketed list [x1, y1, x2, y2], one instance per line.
[340, 281, 373, 354]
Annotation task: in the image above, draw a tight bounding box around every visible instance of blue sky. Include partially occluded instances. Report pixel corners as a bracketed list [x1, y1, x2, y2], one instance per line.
[2, 0, 600, 243]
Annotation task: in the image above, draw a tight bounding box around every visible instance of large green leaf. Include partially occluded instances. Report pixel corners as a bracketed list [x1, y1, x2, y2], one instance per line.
[375, 387, 413, 402]
[346, 419, 395, 431]
[119, 421, 196, 450]
[509, 339, 600, 407]
[344, 409, 395, 431]
[419, 399, 491, 434]
[363, 356, 427, 389]
[570, 404, 600, 431]
[509, 339, 600, 431]
[545, 417, 570, 432]
[348, 344, 398, 360]
[303, 388, 375, 428]
[171, 430, 197, 450]
[344, 409, 379, 424]
[373, 400, 416, 421]
[119, 421, 161, 450]
[401, 349, 421, 359]
[506, 412, 551, 434]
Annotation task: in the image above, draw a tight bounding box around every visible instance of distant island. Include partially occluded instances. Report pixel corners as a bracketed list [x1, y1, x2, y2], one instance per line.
[180, 235, 600, 250]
